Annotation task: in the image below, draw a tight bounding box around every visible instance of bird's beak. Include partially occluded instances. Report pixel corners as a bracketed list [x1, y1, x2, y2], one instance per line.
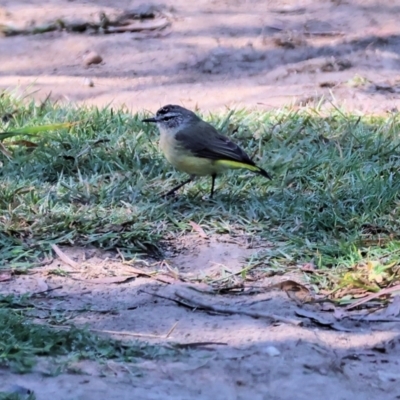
[142, 116, 158, 123]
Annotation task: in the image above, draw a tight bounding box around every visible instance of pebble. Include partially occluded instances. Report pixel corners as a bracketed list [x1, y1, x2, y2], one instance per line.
[263, 346, 281, 357]
[83, 78, 94, 87]
[3, 384, 33, 398]
[378, 371, 400, 383]
[83, 51, 103, 66]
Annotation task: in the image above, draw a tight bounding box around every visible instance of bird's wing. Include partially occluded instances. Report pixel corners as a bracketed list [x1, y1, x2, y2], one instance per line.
[175, 122, 255, 166]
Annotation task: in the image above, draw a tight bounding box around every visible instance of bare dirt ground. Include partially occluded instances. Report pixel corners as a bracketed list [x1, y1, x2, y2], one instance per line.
[1, 1, 400, 399]
[1, 0, 400, 113]
[2, 239, 400, 400]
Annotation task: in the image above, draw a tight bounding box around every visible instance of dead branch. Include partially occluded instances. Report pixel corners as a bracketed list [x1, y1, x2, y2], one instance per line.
[174, 290, 302, 325]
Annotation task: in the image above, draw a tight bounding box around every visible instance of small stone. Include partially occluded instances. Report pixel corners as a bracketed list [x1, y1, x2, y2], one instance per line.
[4, 384, 33, 398]
[83, 51, 103, 66]
[378, 371, 400, 383]
[202, 59, 215, 73]
[263, 346, 281, 357]
[83, 78, 94, 87]
[239, 42, 264, 62]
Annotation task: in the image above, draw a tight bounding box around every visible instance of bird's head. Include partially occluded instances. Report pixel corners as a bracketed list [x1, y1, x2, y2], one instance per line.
[142, 104, 198, 132]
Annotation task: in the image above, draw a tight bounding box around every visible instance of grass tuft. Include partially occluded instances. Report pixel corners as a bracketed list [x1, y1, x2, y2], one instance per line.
[0, 294, 175, 373]
[1, 91, 400, 288]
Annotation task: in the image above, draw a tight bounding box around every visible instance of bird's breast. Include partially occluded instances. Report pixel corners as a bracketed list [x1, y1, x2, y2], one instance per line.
[159, 132, 218, 176]
[159, 132, 178, 164]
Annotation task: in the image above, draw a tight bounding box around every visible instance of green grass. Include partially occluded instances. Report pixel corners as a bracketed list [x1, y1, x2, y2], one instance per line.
[2, 91, 400, 372]
[1, 91, 400, 279]
[0, 294, 176, 373]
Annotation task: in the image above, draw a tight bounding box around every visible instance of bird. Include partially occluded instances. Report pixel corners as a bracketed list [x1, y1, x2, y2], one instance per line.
[142, 104, 272, 198]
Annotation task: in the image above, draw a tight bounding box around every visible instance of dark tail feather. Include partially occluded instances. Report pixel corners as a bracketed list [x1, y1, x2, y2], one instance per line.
[256, 166, 272, 180]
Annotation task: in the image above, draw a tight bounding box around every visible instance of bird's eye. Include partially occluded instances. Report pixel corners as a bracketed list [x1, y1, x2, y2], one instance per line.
[162, 115, 173, 121]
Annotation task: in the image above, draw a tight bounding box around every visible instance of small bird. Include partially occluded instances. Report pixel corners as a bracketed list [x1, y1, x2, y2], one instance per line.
[142, 104, 271, 198]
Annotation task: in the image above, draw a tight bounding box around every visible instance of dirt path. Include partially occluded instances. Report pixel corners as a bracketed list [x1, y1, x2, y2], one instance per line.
[1, 1, 400, 399]
[1, 0, 400, 113]
[2, 240, 400, 399]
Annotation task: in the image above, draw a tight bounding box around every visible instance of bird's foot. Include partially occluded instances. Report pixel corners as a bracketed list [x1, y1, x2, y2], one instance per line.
[201, 194, 217, 203]
[161, 191, 178, 199]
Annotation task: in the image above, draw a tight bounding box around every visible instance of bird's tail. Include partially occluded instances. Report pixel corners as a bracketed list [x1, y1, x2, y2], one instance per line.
[236, 162, 272, 180]
[254, 166, 272, 180]
[239, 161, 272, 180]
[215, 159, 272, 180]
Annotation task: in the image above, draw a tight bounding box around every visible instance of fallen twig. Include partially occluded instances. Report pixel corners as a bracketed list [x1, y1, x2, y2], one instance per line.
[0, 12, 170, 37]
[32, 285, 63, 297]
[121, 260, 181, 285]
[70, 276, 137, 284]
[145, 289, 301, 326]
[160, 260, 181, 280]
[141, 290, 195, 309]
[303, 31, 345, 37]
[48, 324, 169, 339]
[208, 262, 263, 284]
[295, 309, 353, 332]
[176, 290, 301, 325]
[45, 319, 177, 339]
[105, 18, 169, 33]
[165, 321, 179, 338]
[91, 320, 179, 339]
[346, 316, 400, 323]
[51, 244, 79, 268]
[89, 328, 167, 339]
[172, 341, 227, 349]
[345, 284, 400, 311]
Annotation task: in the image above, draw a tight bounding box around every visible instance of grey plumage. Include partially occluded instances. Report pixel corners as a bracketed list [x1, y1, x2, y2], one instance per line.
[143, 104, 271, 197]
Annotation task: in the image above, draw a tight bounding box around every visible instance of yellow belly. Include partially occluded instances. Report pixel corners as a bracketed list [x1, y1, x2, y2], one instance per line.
[173, 154, 219, 176]
[159, 134, 219, 176]
[159, 132, 253, 176]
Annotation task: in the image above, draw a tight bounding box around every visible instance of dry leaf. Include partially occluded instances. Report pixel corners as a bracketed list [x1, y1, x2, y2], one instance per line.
[333, 287, 369, 300]
[189, 221, 208, 238]
[300, 262, 316, 272]
[7, 140, 38, 148]
[276, 280, 313, 303]
[150, 273, 178, 285]
[366, 260, 392, 284]
[0, 142, 12, 159]
[0, 271, 12, 282]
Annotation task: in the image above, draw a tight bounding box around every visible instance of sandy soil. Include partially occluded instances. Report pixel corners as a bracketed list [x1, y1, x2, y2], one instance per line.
[1, 239, 400, 400]
[1, 0, 400, 114]
[1, 1, 400, 399]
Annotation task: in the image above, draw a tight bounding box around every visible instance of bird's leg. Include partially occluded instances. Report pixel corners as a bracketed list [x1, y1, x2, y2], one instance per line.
[210, 174, 217, 198]
[164, 176, 194, 197]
